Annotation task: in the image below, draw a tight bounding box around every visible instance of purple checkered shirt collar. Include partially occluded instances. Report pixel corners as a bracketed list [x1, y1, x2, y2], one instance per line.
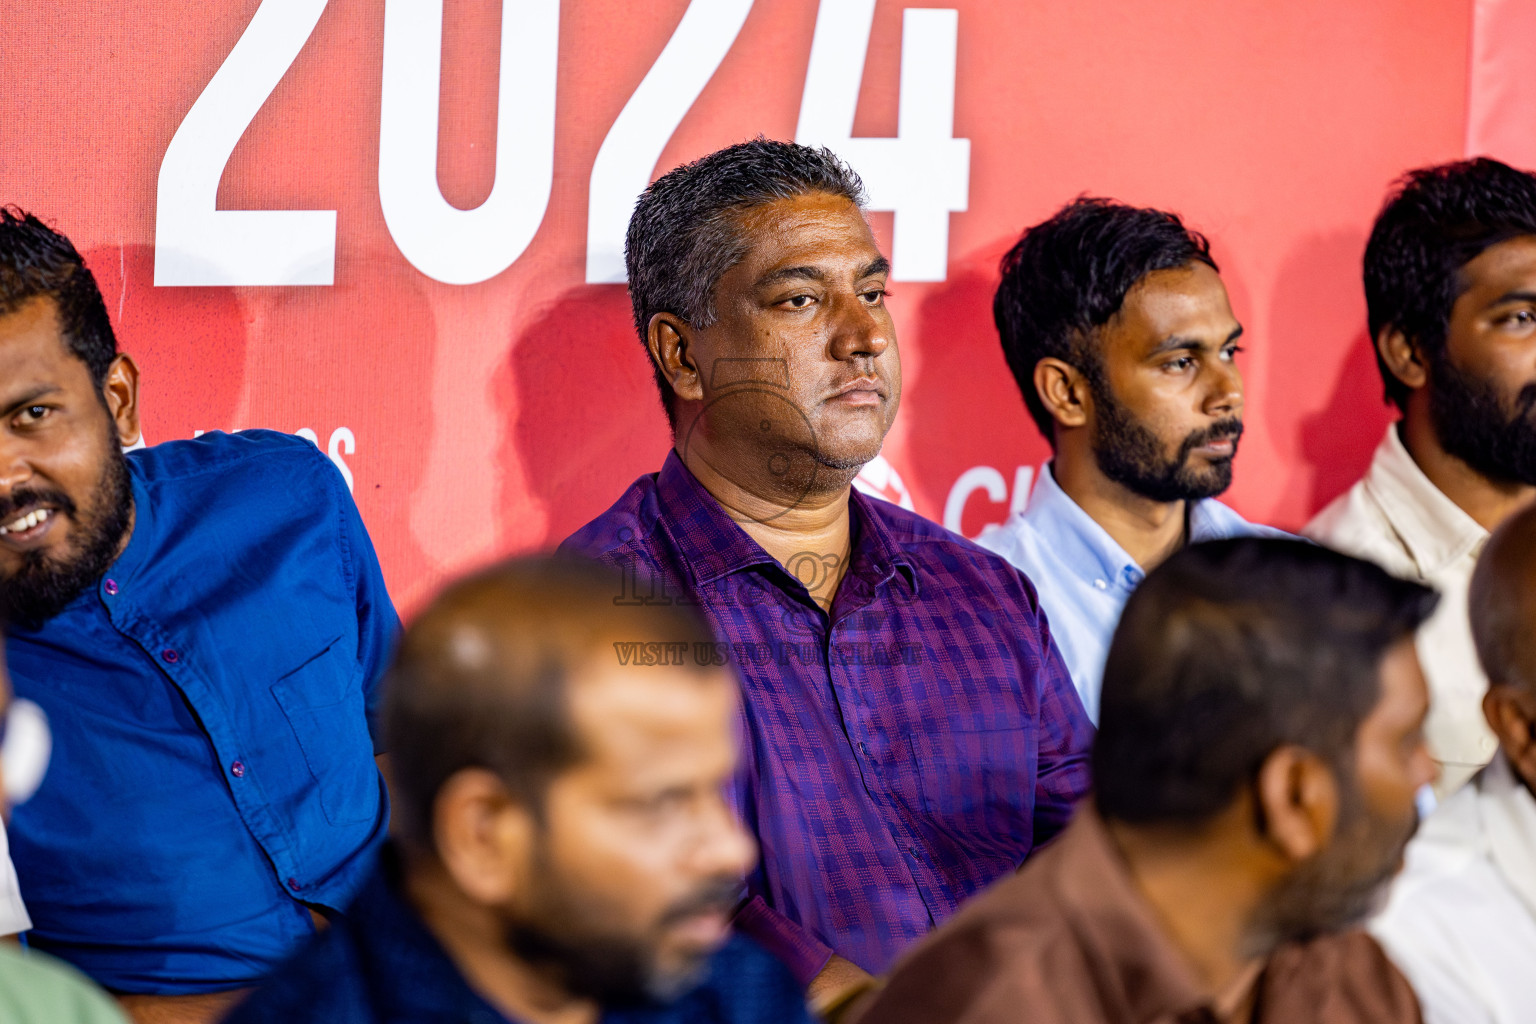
[651, 450, 918, 598]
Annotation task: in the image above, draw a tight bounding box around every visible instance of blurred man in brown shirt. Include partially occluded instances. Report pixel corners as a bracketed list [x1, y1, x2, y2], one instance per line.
[857, 539, 1436, 1024]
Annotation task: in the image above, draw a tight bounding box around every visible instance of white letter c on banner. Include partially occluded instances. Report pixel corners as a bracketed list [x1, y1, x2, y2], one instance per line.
[943, 466, 1006, 537]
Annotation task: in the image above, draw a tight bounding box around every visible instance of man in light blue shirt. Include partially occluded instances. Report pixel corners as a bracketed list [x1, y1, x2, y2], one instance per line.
[978, 199, 1282, 720]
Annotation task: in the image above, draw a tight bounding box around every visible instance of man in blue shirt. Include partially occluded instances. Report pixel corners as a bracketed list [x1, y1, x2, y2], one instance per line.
[978, 199, 1282, 721]
[0, 209, 397, 1023]
[226, 555, 813, 1024]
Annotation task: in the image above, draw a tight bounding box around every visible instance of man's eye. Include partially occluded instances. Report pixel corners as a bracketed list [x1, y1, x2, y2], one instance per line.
[783, 295, 814, 309]
[17, 405, 47, 423]
[1165, 357, 1194, 372]
[1222, 345, 1244, 360]
[860, 288, 887, 304]
[627, 790, 690, 819]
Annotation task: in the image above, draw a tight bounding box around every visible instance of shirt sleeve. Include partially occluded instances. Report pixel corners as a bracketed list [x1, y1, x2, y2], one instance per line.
[329, 464, 401, 751]
[733, 895, 834, 988]
[1026, 592, 1094, 848]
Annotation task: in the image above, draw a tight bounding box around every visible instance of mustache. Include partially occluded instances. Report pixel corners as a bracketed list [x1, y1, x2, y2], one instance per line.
[656, 877, 744, 930]
[0, 488, 77, 523]
[1516, 383, 1536, 419]
[1183, 418, 1245, 453]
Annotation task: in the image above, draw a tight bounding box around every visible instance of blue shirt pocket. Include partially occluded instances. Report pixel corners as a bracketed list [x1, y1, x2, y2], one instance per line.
[270, 637, 379, 827]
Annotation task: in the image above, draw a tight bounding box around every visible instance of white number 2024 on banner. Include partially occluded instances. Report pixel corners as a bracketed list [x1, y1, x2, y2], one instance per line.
[154, 0, 968, 288]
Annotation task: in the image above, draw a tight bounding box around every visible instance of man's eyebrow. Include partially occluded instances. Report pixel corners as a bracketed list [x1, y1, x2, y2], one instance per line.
[1487, 289, 1536, 308]
[1147, 324, 1243, 356]
[755, 265, 826, 289]
[859, 256, 892, 280]
[0, 386, 60, 417]
[754, 256, 891, 290]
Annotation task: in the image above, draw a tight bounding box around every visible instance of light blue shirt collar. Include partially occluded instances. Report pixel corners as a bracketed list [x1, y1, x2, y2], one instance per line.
[1022, 463, 1265, 587]
[1022, 465, 1146, 593]
[979, 462, 1286, 723]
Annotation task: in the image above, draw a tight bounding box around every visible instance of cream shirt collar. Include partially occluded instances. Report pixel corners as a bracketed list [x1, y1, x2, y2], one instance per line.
[1480, 751, 1536, 918]
[1363, 424, 1488, 577]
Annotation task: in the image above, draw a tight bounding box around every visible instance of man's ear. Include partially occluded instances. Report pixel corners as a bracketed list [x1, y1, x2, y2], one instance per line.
[102, 354, 140, 446]
[1033, 357, 1092, 431]
[647, 313, 704, 405]
[432, 768, 535, 906]
[1484, 685, 1536, 783]
[1375, 326, 1428, 394]
[1254, 745, 1339, 863]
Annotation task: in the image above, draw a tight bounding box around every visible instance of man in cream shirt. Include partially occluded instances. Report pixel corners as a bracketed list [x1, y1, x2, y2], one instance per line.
[1370, 501, 1536, 1024]
[1308, 158, 1536, 792]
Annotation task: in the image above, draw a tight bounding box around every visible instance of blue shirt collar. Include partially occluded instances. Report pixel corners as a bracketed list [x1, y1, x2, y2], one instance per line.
[20, 460, 155, 624]
[102, 462, 155, 593]
[1022, 464, 1146, 590]
[1021, 464, 1258, 590]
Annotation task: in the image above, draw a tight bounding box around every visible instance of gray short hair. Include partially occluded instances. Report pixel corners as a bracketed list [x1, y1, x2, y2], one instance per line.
[624, 138, 866, 425]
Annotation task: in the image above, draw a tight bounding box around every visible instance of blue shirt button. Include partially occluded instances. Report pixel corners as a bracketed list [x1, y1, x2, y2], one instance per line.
[104, 579, 118, 596]
[230, 761, 245, 778]
[286, 877, 302, 892]
[161, 649, 179, 664]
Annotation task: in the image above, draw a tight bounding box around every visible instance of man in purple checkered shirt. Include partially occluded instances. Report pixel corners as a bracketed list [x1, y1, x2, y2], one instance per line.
[563, 140, 1094, 1013]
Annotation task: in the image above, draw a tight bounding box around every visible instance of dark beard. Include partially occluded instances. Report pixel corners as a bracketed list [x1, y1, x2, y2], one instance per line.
[1244, 775, 1417, 952]
[505, 866, 740, 1007]
[0, 437, 132, 629]
[1428, 351, 1536, 486]
[1088, 372, 1243, 503]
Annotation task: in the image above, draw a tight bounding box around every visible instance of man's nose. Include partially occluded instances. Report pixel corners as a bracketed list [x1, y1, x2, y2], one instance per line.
[1202, 358, 1243, 418]
[694, 797, 758, 880]
[0, 443, 33, 494]
[828, 293, 892, 362]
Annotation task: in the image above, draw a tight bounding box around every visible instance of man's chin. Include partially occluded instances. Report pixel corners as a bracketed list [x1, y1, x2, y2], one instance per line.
[0, 576, 94, 628]
[812, 435, 886, 475]
[644, 949, 715, 1004]
[1175, 461, 1234, 501]
[0, 540, 111, 628]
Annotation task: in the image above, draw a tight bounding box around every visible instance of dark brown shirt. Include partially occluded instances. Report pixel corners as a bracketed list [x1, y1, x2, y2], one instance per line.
[854, 808, 1421, 1024]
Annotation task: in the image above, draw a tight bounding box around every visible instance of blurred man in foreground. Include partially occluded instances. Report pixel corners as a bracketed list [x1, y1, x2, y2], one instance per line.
[224, 556, 812, 1024]
[1308, 158, 1536, 791]
[980, 198, 1281, 720]
[858, 539, 1435, 1024]
[1370, 502, 1536, 1023]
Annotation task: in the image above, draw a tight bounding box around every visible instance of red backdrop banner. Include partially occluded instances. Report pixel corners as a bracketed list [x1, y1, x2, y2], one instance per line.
[0, 0, 1485, 612]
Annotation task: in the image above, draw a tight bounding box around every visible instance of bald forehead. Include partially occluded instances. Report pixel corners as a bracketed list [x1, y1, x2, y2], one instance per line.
[1472, 508, 1536, 688]
[564, 662, 739, 775]
[403, 574, 715, 695]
